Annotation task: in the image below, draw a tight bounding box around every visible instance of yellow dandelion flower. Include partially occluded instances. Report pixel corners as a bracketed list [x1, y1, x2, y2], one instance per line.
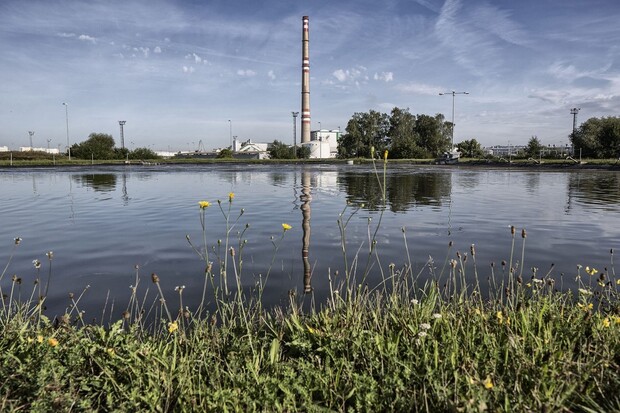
[106, 347, 115, 356]
[228, 192, 235, 202]
[614, 316, 620, 325]
[36, 335, 44, 343]
[585, 266, 597, 276]
[282, 223, 292, 231]
[496, 311, 503, 321]
[198, 201, 210, 209]
[483, 377, 494, 389]
[616, 279, 620, 285]
[27, 337, 34, 343]
[168, 321, 178, 333]
[602, 318, 611, 328]
[48, 337, 59, 347]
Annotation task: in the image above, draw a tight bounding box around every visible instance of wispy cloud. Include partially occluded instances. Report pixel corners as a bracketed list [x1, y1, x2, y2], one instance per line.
[395, 82, 442, 95]
[435, 0, 529, 76]
[237, 69, 256, 77]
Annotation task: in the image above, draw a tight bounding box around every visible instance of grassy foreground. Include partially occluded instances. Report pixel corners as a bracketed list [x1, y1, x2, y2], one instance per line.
[2, 254, 620, 412]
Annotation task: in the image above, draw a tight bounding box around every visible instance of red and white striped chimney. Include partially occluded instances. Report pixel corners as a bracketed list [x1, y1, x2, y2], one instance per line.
[301, 16, 311, 144]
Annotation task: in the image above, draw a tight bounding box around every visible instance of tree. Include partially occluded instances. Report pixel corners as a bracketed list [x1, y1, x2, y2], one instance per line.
[71, 133, 116, 160]
[268, 140, 296, 159]
[296, 145, 310, 159]
[388, 108, 425, 159]
[338, 110, 390, 158]
[129, 147, 160, 160]
[525, 136, 544, 158]
[414, 114, 451, 157]
[456, 139, 484, 158]
[217, 148, 233, 159]
[570, 116, 620, 158]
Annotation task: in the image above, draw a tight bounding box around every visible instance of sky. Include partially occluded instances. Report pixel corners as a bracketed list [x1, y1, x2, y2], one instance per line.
[1, 0, 620, 152]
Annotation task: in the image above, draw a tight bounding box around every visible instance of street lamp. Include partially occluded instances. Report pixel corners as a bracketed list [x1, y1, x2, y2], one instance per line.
[228, 119, 232, 151]
[439, 90, 469, 148]
[118, 121, 126, 149]
[62, 102, 71, 160]
[292, 111, 299, 158]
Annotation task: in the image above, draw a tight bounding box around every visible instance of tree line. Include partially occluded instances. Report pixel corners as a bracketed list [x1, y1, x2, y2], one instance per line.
[337, 108, 450, 159]
[570, 116, 620, 158]
[70, 133, 159, 160]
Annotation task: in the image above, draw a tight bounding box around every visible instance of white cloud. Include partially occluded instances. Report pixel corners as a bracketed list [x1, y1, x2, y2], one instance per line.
[133, 47, 150, 58]
[395, 82, 442, 95]
[185, 53, 207, 64]
[332, 66, 369, 87]
[267, 70, 276, 80]
[154, 46, 162, 53]
[237, 69, 256, 77]
[57, 32, 76, 38]
[374, 72, 394, 82]
[183, 66, 195, 73]
[78, 34, 96, 43]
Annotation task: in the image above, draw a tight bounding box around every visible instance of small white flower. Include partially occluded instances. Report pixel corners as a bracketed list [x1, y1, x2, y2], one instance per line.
[411, 299, 419, 305]
[432, 313, 442, 319]
[418, 331, 428, 338]
[578, 288, 592, 296]
[532, 278, 543, 284]
[420, 323, 431, 330]
[32, 259, 41, 269]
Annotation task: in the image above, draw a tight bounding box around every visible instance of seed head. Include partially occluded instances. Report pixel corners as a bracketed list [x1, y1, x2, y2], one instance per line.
[521, 229, 527, 238]
[151, 273, 160, 284]
[511, 225, 516, 235]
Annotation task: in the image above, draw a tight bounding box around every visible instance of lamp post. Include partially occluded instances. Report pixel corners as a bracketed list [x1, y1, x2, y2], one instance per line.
[118, 121, 126, 150]
[62, 102, 71, 160]
[228, 119, 232, 151]
[28, 131, 34, 149]
[439, 90, 469, 148]
[292, 111, 299, 158]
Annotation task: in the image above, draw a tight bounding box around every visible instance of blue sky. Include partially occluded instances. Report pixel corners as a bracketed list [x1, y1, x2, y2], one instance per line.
[1, 0, 619, 151]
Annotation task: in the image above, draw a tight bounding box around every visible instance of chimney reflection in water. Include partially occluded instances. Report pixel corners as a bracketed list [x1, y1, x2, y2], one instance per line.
[301, 172, 312, 293]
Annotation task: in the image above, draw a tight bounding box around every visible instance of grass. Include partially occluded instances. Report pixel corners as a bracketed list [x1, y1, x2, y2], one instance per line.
[1, 156, 620, 412]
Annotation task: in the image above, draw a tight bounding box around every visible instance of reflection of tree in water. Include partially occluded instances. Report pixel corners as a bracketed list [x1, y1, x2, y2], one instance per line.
[338, 171, 451, 212]
[269, 172, 290, 187]
[567, 173, 620, 210]
[72, 174, 117, 192]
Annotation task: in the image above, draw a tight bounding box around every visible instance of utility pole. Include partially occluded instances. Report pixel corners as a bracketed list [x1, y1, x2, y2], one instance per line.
[28, 131, 34, 149]
[62, 102, 70, 160]
[119, 121, 126, 150]
[292, 111, 299, 158]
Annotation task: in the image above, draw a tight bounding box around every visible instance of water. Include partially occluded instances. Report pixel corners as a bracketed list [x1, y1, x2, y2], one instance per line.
[1, 164, 619, 319]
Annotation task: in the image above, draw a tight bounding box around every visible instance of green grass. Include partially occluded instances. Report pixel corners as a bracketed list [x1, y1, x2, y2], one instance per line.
[2, 265, 620, 412]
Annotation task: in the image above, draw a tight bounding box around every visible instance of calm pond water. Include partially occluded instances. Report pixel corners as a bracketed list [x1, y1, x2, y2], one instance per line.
[1, 164, 620, 319]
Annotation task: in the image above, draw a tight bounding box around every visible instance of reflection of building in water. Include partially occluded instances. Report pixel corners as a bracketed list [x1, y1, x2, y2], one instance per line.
[301, 171, 312, 293]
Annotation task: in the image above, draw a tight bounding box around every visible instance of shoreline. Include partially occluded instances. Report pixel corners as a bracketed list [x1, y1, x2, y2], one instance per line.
[1, 157, 620, 171]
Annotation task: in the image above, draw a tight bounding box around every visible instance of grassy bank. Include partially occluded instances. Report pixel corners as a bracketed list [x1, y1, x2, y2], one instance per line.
[2, 266, 620, 411]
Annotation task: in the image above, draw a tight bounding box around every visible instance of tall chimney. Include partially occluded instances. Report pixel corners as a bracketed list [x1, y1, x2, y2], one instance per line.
[301, 16, 311, 144]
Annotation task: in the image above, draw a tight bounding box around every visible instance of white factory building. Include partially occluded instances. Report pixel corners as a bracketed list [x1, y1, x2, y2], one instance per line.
[304, 129, 340, 159]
